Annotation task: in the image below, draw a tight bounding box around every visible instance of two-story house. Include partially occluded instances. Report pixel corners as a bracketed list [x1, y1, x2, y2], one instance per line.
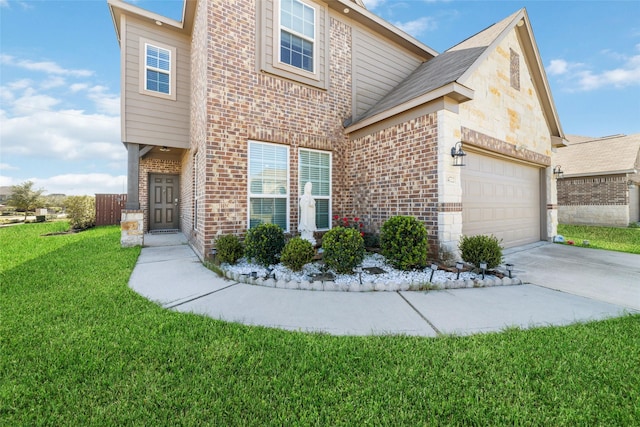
[108, 0, 565, 260]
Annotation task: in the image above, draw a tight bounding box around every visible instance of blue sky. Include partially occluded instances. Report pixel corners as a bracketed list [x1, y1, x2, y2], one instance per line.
[1, 0, 638, 196]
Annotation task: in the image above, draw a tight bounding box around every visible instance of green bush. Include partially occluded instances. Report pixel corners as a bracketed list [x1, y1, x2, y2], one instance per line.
[281, 237, 315, 272]
[380, 216, 428, 270]
[215, 234, 244, 265]
[321, 227, 365, 274]
[244, 223, 285, 267]
[65, 195, 96, 230]
[458, 234, 503, 270]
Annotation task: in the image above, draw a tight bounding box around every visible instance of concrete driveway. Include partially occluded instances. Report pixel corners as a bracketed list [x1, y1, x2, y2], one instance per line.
[503, 243, 640, 311]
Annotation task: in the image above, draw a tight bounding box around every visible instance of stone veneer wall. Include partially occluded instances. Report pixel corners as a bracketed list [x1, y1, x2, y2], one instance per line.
[558, 174, 630, 226]
[351, 113, 440, 257]
[139, 157, 182, 232]
[187, 1, 353, 258]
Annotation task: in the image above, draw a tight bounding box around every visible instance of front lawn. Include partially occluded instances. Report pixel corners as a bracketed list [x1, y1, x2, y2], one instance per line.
[1, 223, 638, 425]
[558, 224, 640, 254]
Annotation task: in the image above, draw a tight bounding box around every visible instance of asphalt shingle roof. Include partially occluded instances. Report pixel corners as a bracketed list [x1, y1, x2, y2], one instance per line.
[556, 134, 640, 175]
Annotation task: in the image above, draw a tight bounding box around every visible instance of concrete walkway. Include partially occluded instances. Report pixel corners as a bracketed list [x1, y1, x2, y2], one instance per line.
[128, 233, 638, 336]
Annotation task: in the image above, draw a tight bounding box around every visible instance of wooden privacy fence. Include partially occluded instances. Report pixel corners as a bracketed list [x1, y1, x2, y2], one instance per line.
[95, 194, 127, 226]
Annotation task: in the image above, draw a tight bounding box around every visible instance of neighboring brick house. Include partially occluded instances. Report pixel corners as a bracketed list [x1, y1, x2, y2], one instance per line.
[108, 0, 565, 260]
[556, 134, 640, 227]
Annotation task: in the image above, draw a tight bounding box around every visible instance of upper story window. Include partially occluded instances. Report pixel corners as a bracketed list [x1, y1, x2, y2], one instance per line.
[279, 0, 315, 73]
[146, 44, 171, 94]
[139, 38, 177, 100]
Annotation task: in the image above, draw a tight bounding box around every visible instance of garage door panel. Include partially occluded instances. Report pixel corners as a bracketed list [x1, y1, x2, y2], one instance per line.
[462, 152, 541, 248]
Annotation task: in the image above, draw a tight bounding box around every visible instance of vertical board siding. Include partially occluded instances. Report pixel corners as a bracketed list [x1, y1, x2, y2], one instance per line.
[95, 194, 127, 226]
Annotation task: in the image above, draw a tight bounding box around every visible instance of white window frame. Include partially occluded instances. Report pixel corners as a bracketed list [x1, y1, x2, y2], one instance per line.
[299, 148, 331, 231]
[247, 141, 290, 231]
[276, 0, 317, 78]
[139, 38, 177, 101]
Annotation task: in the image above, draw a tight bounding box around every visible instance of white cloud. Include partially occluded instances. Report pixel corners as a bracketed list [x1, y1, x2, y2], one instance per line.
[0, 163, 19, 171]
[548, 47, 640, 91]
[547, 59, 569, 76]
[34, 173, 127, 196]
[1, 54, 93, 77]
[87, 85, 120, 115]
[41, 76, 66, 89]
[12, 89, 61, 115]
[393, 16, 438, 37]
[1, 109, 122, 161]
[70, 83, 89, 92]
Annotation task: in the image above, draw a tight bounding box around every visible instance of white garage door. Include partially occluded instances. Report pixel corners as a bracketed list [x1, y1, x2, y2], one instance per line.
[462, 152, 541, 248]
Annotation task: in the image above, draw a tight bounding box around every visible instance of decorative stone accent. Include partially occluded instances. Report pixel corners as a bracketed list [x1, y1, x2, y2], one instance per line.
[121, 210, 144, 247]
[461, 127, 551, 166]
[221, 268, 522, 292]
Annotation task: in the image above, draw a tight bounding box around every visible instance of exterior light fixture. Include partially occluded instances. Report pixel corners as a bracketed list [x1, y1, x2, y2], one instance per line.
[455, 261, 464, 280]
[451, 142, 466, 166]
[355, 265, 363, 285]
[429, 263, 438, 282]
[553, 165, 564, 179]
[505, 263, 514, 278]
[265, 267, 275, 279]
[159, 146, 171, 152]
[479, 261, 487, 280]
[210, 248, 218, 258]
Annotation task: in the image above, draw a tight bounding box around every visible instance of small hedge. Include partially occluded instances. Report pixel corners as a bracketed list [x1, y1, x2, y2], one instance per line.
[458, 234, 503, 270]
[65, 195, 96, 230]
[281, 237, 315, 272]
[380, 216, 428, 270]
[215, 234, 244, 265]
[321, 227, 365, 274]
[244, 223, 285, 267]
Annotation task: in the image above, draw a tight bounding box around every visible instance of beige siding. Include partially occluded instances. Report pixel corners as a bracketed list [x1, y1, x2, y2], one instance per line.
[352, 26, 423, 119]
[122, 15, 191, 148]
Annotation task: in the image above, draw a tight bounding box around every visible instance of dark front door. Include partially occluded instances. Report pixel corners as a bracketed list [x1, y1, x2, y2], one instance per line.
[149, 174, 179, 231]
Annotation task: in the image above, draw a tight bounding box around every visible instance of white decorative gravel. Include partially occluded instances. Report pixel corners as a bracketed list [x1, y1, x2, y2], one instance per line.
[220, 253, 520, 292]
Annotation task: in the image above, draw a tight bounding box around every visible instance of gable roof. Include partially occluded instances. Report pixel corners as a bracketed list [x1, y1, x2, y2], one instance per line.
[556, 134, 640, 177]
[346, 8, 565, 145]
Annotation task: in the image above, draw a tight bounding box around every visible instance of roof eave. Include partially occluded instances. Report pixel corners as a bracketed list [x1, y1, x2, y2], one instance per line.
[562, 169, 637, 179]
[107, 0, 196, 40]
[326, 0, 438, 59]
[345, 82, 474, 134]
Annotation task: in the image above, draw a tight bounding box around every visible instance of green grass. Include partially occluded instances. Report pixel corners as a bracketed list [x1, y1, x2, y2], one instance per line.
[1, 223, 639, 425]
[558, 224, 640, 254]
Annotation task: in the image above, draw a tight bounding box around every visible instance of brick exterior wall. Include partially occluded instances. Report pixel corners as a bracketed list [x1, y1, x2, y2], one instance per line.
[184, 1, 353, 257]
[351, 113, 440, 257]
[558, 175, 628, 206]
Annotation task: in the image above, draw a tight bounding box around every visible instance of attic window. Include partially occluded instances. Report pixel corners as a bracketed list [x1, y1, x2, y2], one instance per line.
[510, 49, 520, 91]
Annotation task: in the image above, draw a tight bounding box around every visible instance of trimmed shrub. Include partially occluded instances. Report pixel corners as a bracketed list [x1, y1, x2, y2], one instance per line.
[281, 237, 315, 272]
[380, 216, 428, 270]
[244, 223, 285, 267]
[215, 234, 244, 265]
[65, 195, 96, 230]
[458, 234, 503, 270]
[321, 227, 365, 274]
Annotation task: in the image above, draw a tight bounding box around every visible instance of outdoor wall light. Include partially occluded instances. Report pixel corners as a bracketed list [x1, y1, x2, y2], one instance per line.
[505, 263, 514, 279]
[159, 146, 171, 152]
[429, 263, 438, 282]
[451, 142, 466, 167]
[553, 165, 564, 179]
[455, 261, 464, 280]
[479, 261, 488, 280]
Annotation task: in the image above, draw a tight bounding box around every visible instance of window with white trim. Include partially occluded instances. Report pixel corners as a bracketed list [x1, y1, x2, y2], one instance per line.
[279, 0, 315, 73]
[299, 149, 331, 229]
[145, 43, 171, 94]
[248, 141, 289, 230]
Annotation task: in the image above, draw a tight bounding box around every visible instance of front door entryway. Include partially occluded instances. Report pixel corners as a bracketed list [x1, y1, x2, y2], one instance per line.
[149, 174, 180, 231]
